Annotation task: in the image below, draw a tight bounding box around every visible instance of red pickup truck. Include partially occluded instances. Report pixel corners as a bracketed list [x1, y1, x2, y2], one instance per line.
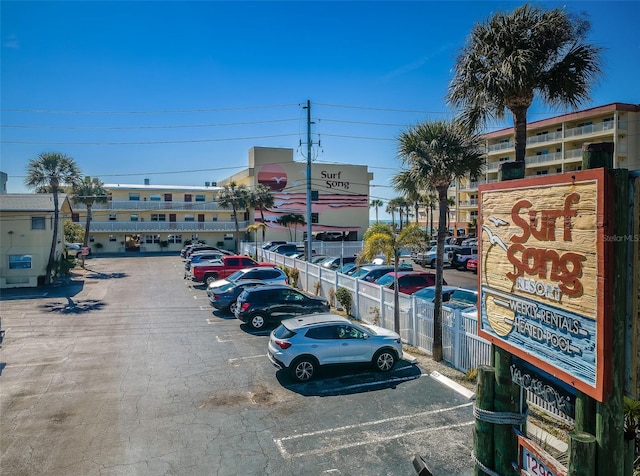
[190, 255, 272, 284]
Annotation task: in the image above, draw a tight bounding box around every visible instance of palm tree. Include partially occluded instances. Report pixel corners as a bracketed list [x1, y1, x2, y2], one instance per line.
[447, 196, 456, 234]
[397, 120, 484, 361]
[391, 171, 422, 227]
[217, 182, 250, 252]
[250, 184, 275, 242]
[25, 152, 82, 284]
[247, 223, 267, 259]
[385, 199, 398, 231]
[369, 199, 384, 223]
[424, 193, 437, 238]
[448, 4, 602, 167]
[277, 214, 305, 241]
[72, 176, 107, 255]
[360, 223, 426, 333]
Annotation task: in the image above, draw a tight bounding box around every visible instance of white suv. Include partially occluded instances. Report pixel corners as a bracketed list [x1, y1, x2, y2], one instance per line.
[268, 313, 403, 382]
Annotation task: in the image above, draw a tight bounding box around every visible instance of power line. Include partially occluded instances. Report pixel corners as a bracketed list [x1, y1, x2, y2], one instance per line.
[0, 118, 300, 130]
[1, 133, 300, 145]
[0, 103, 300, 115]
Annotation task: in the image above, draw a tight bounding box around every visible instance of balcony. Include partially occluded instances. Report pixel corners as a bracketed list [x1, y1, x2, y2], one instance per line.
[92, 200, 225, 211]
[565, 148, 584, 161]
[459, 180, 485, 191]
[458, 199, 479, 208]
[90, 221, 248, 233]
[524, 151, 563, 166]
[486, 161, 501, 171]
[565, 121, 616, 138]
[487, 141, 514, 153]
[526, 130, 563, 145]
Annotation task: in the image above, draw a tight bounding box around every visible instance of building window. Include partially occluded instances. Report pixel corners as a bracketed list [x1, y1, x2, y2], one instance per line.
[184, 215, 195, 222]
[536, 170, 549, 175]
[31, 217, 46, 230]
[145, 234, 160, 244]
[195, 194, 206, 202]
[311, 213, 319, 224]
[149, 194, 161, 201]
[108, 213, 117, 221]
[71, 213, 80, 222]
[129, 193, 140, 201]
[211, 214, 218, 222]
[9, 255, 32, 269]
[151, 214, 166, 221]
[109, 235, 117, 242]
[130, 214, 139, 222]
[191, 234, 199, 241]
[89, 235, 95, 243]
[164, 193, 173, 202]
[168, 234, 182, 244]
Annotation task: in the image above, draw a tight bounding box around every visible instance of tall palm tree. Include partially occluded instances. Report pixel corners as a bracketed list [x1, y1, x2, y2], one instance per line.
[217, 182, 250, 252]
[25, 152, 82, 284]
[397, 120, 484, 361]
[250, 184, 275, 242]
[360, 223, 426, 333]
[391, 171, 423, 228]
[369, 199, 384, 223]
[72, 176, 107, 253]
[277, 214, 306, 241]
[385, 199, 398, 231]
[423, 193, 437, 238]
[448, 4, 602, 166]
[447, 196, 456, 234]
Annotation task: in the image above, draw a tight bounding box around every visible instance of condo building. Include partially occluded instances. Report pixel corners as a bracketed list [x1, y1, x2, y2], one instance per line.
[446, 102, 639, 236]
[78, 147, 373, 253]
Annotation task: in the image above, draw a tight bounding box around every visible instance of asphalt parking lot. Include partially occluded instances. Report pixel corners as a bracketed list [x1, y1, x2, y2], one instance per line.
[0, 256, 476, 476]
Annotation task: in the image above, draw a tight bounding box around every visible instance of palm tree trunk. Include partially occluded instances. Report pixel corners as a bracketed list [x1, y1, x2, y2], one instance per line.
[432, 185, 449, 362]
[259, 207, 266, 242]
[83, 203, 93, 247]
[47, 187, 60, 285]
[393, 253, 400, 333]
[512, 106, 528, 163]
[232, 205, 240, 252]
[375, 206, 379, 222]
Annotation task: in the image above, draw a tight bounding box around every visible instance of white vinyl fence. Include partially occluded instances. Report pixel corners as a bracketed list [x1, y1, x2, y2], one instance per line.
[242, 242, 575, 426]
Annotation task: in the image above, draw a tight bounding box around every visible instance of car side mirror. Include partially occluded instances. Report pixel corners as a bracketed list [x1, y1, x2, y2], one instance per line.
[363, 333, 369, 340]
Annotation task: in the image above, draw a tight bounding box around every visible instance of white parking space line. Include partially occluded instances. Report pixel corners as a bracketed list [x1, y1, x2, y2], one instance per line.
[228, 354, 266, 364]
[273, 403, 473, 458]
[309, 373, 427, 395]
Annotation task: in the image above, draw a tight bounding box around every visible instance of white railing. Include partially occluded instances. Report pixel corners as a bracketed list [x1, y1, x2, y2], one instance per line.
[524, 151, 563, 165]
[92, 200, 224, 211]
[486, 162, 501, 171]
[526, 131, 563, 145]
[565, 148, 583, 159]
[91, 220, 246, 232]
[487, 141, 514, 152]
[565, 120, 616, 138]
[246, 244, 575, 426]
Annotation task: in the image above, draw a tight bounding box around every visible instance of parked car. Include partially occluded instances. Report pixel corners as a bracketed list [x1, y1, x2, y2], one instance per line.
[443, 287, 479, 311]
[206, 266, 288, 290]
[262, 241, 287, 250]
[184, 245, 231, 259]
[375, 271, 447, 295]
[350, 265, 395, 282]
[267, 313, 403, 382]
[271, 243, 303, 255]
[466, 257, 478, 273]
[451, 247, 478, 270]
[309, 255, 329, 264]
[185, 251, 224, 271]
[339, 263, 358, 275]
[414, 245, 460, 268]
[65, 242, 90, 258]
[207, 279, 266, 314]
[413, 285, 458, 302]
[320, 255, 357, 270]
[235, 285, 330, 330]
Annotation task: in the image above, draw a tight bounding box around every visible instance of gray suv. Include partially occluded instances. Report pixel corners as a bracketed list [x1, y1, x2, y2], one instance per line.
[268, 313, 403, 382]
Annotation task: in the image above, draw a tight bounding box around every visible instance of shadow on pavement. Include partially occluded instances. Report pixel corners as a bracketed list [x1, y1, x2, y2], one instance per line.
[40, 297, 106, 315]
[276, 360, 422, 396]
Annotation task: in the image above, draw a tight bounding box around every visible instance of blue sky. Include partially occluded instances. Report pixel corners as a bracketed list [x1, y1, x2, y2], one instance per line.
[2, 1, 638, 219]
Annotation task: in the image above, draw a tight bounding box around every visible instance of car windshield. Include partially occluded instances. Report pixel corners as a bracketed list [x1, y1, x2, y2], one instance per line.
[415, 288, 435, 300]
[450, 289, 477, 305]
[376, 274, 395, 286]
[215, 282, 235, 292]
[227, 271, 244, 281]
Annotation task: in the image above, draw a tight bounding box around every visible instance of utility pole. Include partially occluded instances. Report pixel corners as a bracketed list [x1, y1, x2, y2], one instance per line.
[304, 100, 313, 261]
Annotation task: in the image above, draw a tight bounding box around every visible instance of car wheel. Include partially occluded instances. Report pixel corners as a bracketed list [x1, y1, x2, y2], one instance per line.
[290, 357, 317, 382]
[249, 313, 266, 330]
[229, 301, 239, 315]
[429, 259, 436, 269]
[373, 349, 397, 372]
[205, 274, 218, 285]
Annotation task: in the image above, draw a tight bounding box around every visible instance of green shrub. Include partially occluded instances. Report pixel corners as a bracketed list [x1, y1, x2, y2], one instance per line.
[335, 287, 353, 315]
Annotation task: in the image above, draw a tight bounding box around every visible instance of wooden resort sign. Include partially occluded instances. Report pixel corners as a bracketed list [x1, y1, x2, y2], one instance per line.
[478, 169, 613, 401]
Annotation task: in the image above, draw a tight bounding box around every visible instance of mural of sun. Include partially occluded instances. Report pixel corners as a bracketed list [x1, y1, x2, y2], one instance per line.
[257, 164, 288, 191]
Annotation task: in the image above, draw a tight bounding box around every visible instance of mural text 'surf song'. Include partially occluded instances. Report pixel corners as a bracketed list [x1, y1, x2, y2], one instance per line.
[478, 169, 614, 402]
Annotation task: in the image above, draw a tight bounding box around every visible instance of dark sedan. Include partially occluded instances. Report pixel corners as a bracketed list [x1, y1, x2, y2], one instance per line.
[234, 285, 330, 330]
[207, 279, 266, 314]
